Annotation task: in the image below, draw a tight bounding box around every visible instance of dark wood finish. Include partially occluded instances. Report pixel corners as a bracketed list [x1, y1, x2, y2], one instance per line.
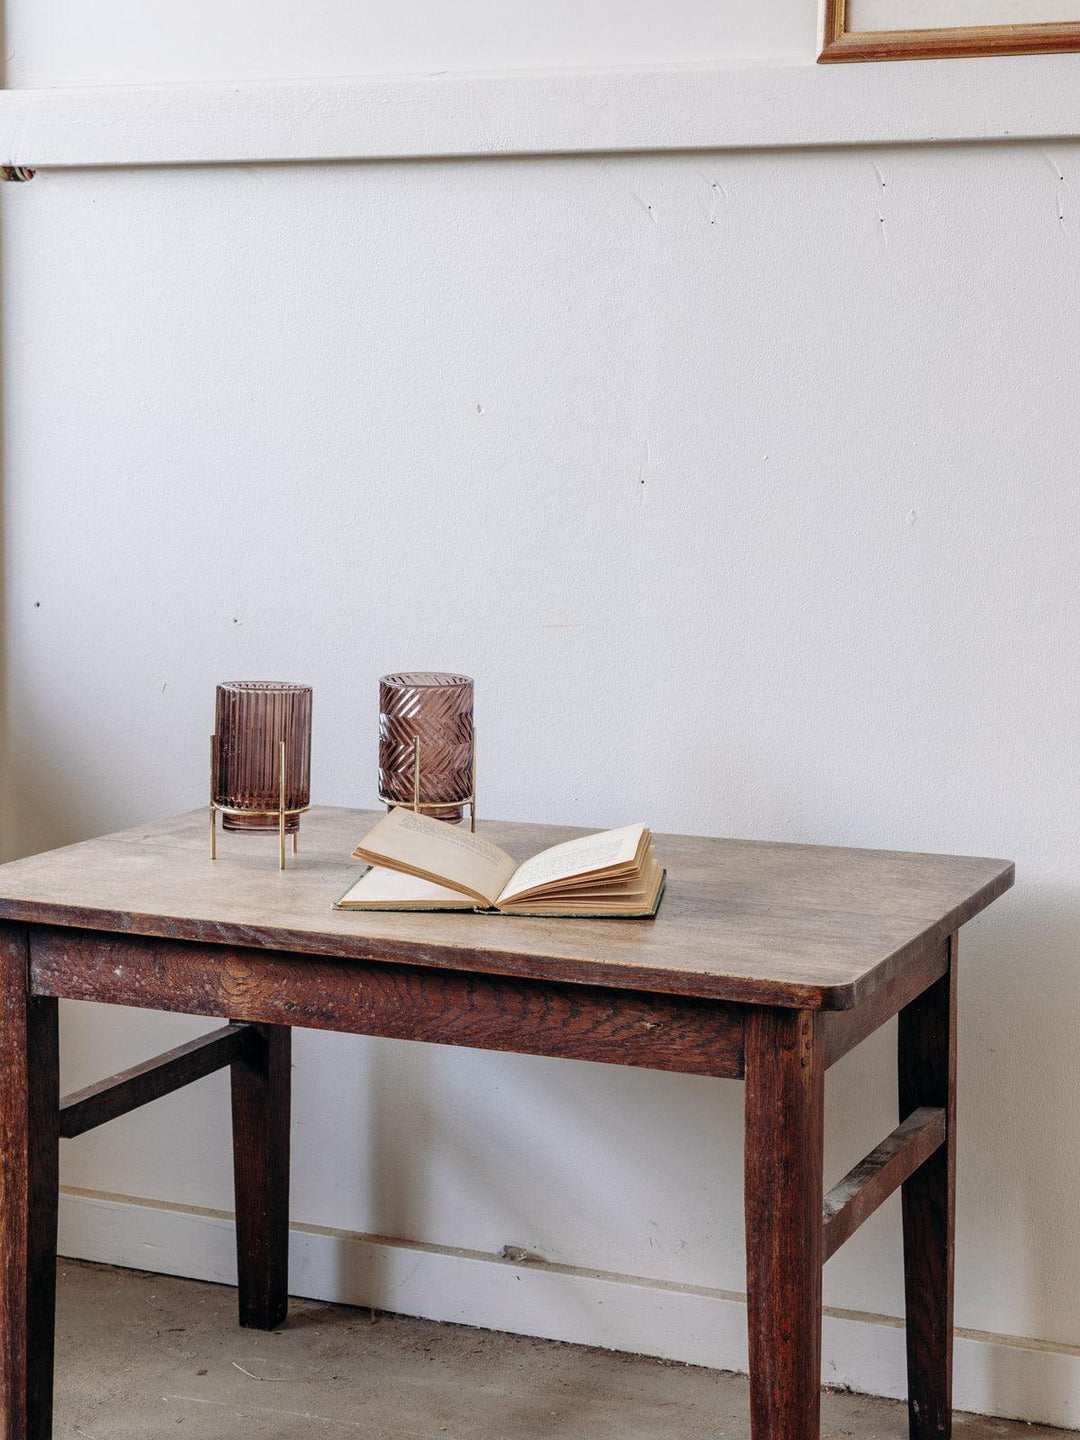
[899, 934, 958, 1439]
[0, 923, 59, 1440]
[744, 1007, 825, 1440]
[30, 929, 747, 1079]
[231, 1024, 292, 1330]
[822, 935, 948, 1068]
[0, 810, 1014, 1439]
[59, 1023, 249, 1139]
[819, 0, 1080, 62]
[0, 806, 1013, 1008]
[822, 1106, 945, 1263]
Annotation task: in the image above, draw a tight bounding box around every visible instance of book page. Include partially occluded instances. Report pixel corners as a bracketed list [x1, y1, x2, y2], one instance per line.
[540, 846, 655, 895]
[352, 806, 517, 907]
[499, 864, 665, 917]
[531, 857, 661, 903]
[337, 865, 475, 909]
[496, 823, 646, 906]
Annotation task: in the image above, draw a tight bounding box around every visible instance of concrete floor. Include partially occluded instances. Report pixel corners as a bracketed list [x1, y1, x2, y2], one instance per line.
[55, 1261, 1067, 1440]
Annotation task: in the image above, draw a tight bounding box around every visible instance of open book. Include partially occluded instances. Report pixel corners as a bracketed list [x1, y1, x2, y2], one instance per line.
[336, 806, 666, 917]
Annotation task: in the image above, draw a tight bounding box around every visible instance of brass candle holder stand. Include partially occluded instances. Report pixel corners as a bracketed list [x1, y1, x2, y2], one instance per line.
[210, 736, 311, 870]
[378, 732, 477, 832]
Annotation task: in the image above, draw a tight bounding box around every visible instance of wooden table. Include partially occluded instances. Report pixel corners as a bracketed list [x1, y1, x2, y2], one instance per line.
[0, 807, 1013, 1440]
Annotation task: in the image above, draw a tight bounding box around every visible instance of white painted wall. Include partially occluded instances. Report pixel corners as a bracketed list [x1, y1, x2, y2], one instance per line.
[3, 0, 812, 87]
[3, 0, 1080, 1426]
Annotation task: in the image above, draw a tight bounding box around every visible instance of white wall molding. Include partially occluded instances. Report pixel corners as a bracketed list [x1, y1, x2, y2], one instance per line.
[4, 53, 1080, 170]
[59, 1187, 1080, 1430]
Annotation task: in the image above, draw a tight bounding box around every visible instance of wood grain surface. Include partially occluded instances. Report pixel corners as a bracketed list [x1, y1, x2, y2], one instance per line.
[0, 924, 59, 1440]
[899, 935, 958, 1438]
[0, 807, 1013, 1009]
[744, 1007, 825, 1439]
[231, 1024, 291, 1331]
[821, 10, 1080, 63]
[30, 929, 746, 1078]
[822, 1105, 945, 1263]
[821, 932, 949, 1068]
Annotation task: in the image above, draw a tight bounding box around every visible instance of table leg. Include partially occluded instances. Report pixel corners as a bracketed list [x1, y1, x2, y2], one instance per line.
[899, 934, 957, 1440]
[230, 1023, 291, 1330]
[0, 923, 59, 1440]
[744, 1007, 825, 1440]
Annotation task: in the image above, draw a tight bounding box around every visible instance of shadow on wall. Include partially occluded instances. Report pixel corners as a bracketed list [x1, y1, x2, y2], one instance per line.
[964, 884, 1080, 1367]
[4, 701, 135, 861]
[3, 667, 207, 862]
[350, 1034, 743, 1323]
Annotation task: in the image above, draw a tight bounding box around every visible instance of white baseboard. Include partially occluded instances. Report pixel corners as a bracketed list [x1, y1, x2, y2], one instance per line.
[58, 1187, 1080, 1431]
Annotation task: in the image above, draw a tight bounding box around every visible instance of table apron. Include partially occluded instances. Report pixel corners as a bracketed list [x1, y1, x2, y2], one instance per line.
[28, 926, 745, 1079]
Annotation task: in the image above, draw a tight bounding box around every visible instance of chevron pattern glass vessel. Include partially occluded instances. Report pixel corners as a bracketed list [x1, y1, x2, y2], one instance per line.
[213, 682, 312, 833]
[379, 672, 473, 824]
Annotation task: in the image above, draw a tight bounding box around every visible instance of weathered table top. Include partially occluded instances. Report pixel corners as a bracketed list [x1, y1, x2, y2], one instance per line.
[0, 807, 1012, 1009]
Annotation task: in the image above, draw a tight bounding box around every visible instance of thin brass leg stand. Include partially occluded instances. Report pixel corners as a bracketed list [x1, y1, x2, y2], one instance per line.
[380, 730, 477, 832]
[278, 740, 287, 872]
[210, 734, 218, 860]
[209, 733, 308, 868]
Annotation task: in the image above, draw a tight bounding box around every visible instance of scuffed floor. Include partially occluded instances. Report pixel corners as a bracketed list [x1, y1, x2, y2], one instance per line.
[54, 1261, 1068, 1439]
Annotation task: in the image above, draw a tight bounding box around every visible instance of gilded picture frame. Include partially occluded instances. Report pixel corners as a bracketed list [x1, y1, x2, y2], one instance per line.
[819, 0, 1080, 60]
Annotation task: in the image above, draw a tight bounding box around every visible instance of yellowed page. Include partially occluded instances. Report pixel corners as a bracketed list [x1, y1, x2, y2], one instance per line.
[337, 865, 475, 910]
[540, 840, 655, 895]
[352, 806, 517, 907]
[499, 863, 665, 916]
[531, 857, 661, 903]
[495, 823, 647, 906]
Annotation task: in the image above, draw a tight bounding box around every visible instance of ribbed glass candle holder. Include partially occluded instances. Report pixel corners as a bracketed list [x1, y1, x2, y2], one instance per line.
[213, 682, 312, 833]
[379, 672, 473, 824]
